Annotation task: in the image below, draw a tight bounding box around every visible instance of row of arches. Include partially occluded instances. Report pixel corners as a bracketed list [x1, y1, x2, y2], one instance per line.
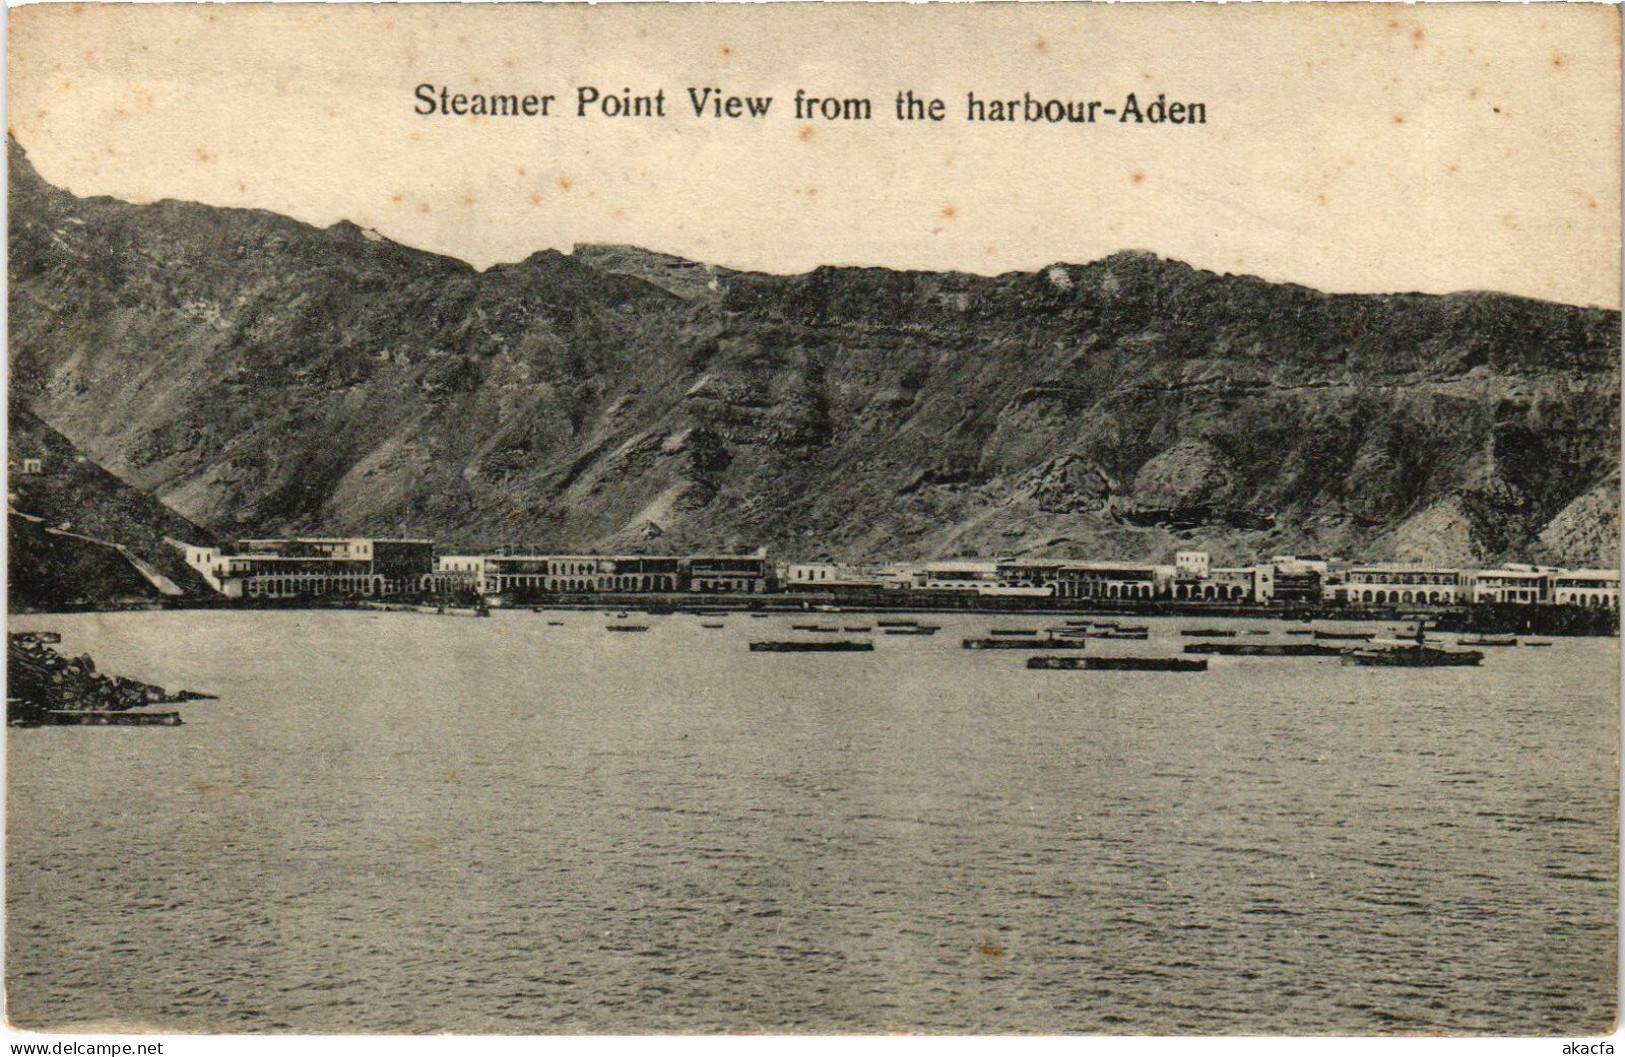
[1555, 592, 1619, 610]
[1172, 584, 1249, 602]
[1351, 589, 1453, 605]
[1050, 582, 1157, 600]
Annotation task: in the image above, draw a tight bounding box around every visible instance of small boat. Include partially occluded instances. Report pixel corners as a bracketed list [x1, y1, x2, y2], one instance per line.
[1029, 656, 1207, 672]
[700, 622, 726, 629]
[842, 626, 872, 633]
[606, 624, 650, 633]
[1459, 634, 1518, 647]
[546, 620, 565, 626]
[17, 710, 184, 727]
[1184, 643, 1347, 657]
[791, 624, 842, 632]
[1344, 646, 1483, 667]
[963, 637, 1085, 650]
[988, 628, 1040, 636]
[615, 612, 630, 618]
[1246, 629, 1272, 636]
[1523, 640, 1553, 648]
[883, 625, 939, 636]
[876, 619, 920, 628]
[1182, 629, 1236, 638]
[750, 613, 770, 619]
[1313, 631, 1375, 641]
[1091, 629, 1150, 640]
[749, 640, 874, 653]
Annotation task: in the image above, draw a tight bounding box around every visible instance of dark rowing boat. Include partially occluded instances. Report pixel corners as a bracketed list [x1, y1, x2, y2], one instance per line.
[749, 640, 874, 653]
[1028, 656, 1207, 672]
[1343, 645, 1483, 667]
[1184, 642, 1347, 657]
[963, 637, 1085, 650]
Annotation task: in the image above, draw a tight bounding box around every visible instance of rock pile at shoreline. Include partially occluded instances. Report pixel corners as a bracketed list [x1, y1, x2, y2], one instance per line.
[7, 633, 213, 724]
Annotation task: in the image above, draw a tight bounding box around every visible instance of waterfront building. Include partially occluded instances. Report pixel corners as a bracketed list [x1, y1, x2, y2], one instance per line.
[1470, 566, 1555, 606]
[1175, 551, 1210, 579]
[1344, 565, 1464, 606]
[686, 554, 772, 593]
[785, 563, 913, 591]
[994, 559, 1066, 596]
[1267, 556, 1334, 604]
[919, 560, 1002, 593]
[1049, 561, 1164, 601]
[428, 555, 487, 595]
[182, 537, 435, 599]
[1550, 570, 1621, 610]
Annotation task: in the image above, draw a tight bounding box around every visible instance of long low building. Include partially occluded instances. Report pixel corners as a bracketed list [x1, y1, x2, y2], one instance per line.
[171, 537, 1618, 612]
[429, 552, 771, 597]
[182, 538, 437, 599]
[1340, 565, 1467, 606]
[1550, 570, 1621, 610]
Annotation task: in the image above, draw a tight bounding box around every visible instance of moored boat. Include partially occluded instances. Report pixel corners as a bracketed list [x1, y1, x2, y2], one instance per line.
[1343, 645, 1483, 667]
[1313, 631, 1374, 641]
[876, 619, 920, 627]
[1182, 629, 1237, 638]
[1028, 656, 1207, 672]
[1459, 634, 1518, 647]
[883, 626, 939, 636]
[749, 640, 874, 652]
[962, 637, 1085, 650]
[988, 628, 1040, 636]
[606, 624, 650, 633]
[1184, 642, 1346, 656]
[1090, 629, 1150, 640]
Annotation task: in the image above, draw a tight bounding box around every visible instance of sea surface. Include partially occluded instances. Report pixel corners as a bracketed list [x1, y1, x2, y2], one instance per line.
[6, 610, 1618, 1034]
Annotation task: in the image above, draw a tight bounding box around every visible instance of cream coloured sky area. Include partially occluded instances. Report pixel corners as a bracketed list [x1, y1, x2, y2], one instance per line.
[7, 3, 1621, 309]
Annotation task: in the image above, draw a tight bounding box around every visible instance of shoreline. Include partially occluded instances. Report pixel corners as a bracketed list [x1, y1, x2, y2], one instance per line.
[10, 594, 1619, 637]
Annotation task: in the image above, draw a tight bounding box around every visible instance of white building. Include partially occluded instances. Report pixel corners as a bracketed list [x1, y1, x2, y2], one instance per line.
[1550, 570, 1620, 610]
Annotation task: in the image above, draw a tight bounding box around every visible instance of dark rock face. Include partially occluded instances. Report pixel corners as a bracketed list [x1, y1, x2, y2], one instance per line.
[8, 135, 1620, 566]
[8, 403, 217, 606]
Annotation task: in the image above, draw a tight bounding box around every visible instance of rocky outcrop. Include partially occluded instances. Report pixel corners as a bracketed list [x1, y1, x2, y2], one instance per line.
[7, 135, 1619, 568]
[7, 634, 212, 723]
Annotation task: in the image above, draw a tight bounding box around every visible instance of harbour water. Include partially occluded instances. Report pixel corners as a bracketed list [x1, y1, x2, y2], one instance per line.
[7, 611, 1618, 1033]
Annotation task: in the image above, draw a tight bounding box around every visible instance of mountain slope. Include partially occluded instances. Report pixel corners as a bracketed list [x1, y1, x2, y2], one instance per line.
[8, 403, 218, 606]
[8, 135, 1620, 566]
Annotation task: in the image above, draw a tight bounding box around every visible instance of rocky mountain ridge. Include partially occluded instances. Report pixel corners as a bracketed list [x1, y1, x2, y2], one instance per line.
[8, 135, 1620, 568]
